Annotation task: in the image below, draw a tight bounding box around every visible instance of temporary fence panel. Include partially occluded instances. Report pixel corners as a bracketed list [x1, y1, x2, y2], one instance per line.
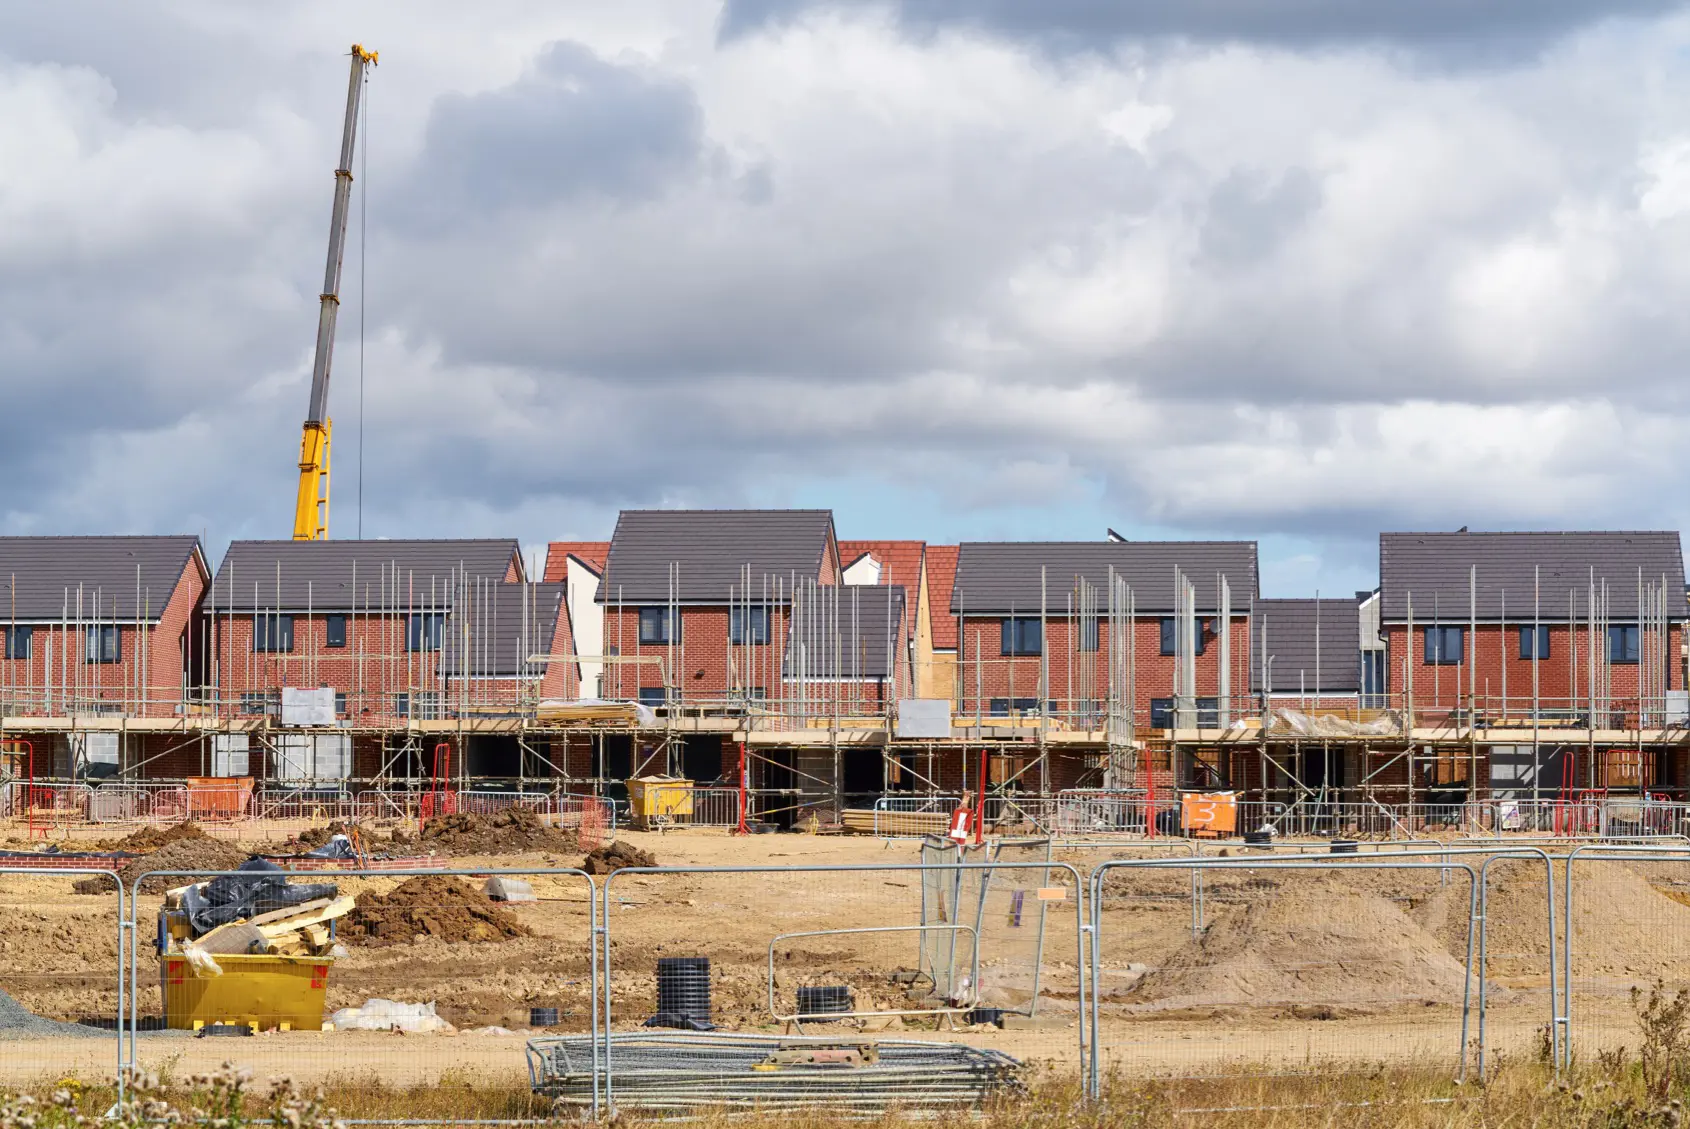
[87, 785, 191, 824]
[1088, 856, 1482, 1095]
[598, 860, 1087, 1115]
[0, 869, 125, 1099]
[125, 865, 598, 1118]
[1050, 791, 1151, 837]
[0, 782, 92, 828]
[970, 839, 1056, 1016]
[919, 838, 967, 1002]
[1474, 851, 1562, 1077]
[1560, 847, 1690, 1070]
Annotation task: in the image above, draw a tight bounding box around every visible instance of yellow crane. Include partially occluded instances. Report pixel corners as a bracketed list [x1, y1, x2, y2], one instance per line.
[293, 45, 377, 540]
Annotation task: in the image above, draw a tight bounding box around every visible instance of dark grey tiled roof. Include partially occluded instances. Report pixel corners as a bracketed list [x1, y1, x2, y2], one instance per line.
[440, 582, 564, 677]
[0, 536, 205, 622]
[1253, 597, 1361, 693]
[211, 539, 522, 612]
[1378, 532, 1687, 621]
[784, 585, 906, 679]
[950, 542, 1258, 615]
[598, 510, 836, 603]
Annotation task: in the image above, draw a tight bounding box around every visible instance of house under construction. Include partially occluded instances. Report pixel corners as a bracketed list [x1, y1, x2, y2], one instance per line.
[0, 521, 1684, 830]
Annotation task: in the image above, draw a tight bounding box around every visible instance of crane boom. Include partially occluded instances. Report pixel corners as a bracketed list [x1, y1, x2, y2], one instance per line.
[292, 44, 377, 541]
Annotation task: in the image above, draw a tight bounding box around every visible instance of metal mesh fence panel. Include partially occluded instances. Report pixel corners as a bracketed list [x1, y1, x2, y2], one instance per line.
[1089, 858, 1480, 1092]
[1563, 848, 1690, 1068]
[126, 866, 595, 1107]
[0, 869, 124, 1094]
[1474, 853, 1560, 1076]
[971, 839, 1054, 1016]
[600, 861, 1085, 1116]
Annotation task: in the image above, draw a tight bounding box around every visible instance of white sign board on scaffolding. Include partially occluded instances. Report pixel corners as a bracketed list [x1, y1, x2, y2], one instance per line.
[281, 687, 337, 727]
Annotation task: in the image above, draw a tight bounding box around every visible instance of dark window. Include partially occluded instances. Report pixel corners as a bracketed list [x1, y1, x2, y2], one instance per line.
[1196, 697, 1219, 727]
[394, 691, 440, 719]
[1079, 617, 1099, 653]
[3, 626, 29, 660]
[333, 691, 347, 716]
[638, 686, 669, 706]
[1149, 698, 1174, 727]
[638, 607, 677, 646]
[1000, 617, 1042, 656]
[1424, 626, 1463, 665]
[406, 612, 444, 652]
[240, 692, 277, 716]
[1159, 617, 1208, 656]
[253, 614, 294, 653]
[1609, 625, 1640, 664]
[1361, 651, 1386, 706]
[729, 607, 769, 645]
[325, 614, 347, 649]
[1519, 625, 1551, 660]
[1150, 697, 1217, 727]
[85, 625, 121, 664]
[988, 697, 1041, 716]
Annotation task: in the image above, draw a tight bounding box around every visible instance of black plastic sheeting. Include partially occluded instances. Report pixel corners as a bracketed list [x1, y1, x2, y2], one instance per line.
[304, 836, 356, 860]
[179, 859, 338, 935]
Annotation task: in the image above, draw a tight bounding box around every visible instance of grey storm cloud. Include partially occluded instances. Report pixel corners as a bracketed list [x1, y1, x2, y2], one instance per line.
[719, 0, 1685, 53]
[404, 42, 704, 221]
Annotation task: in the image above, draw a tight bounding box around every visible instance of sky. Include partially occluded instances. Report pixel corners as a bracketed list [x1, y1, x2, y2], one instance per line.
[2, 1, 1689, 597]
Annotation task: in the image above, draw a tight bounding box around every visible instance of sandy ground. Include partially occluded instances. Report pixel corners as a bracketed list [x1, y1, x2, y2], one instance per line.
[0, 828, 1680, 1089]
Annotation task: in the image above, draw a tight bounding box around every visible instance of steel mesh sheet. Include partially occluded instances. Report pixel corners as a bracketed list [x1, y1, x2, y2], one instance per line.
[530, 1031, 1022, 1114]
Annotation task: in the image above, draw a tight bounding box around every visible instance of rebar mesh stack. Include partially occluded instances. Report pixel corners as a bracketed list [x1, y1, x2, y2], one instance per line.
[528, 1032, 1023, 1114]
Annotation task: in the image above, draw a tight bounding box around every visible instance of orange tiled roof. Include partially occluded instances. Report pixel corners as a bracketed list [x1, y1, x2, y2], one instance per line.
[924, 545, 960, 650]
[837, 540, 926, 594]
[543, 541, 609, 582]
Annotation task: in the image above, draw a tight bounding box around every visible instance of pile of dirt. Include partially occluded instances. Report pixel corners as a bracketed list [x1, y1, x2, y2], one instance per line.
[75, 836, 252, 895]
[1132, 874, 1473, 1014]
[406, 809, 576, 855]
[341, 876, 533, 947]
[1428, 859, 1690, 985]
[99, 822, 209, 853]
[582, 841, 656, 875]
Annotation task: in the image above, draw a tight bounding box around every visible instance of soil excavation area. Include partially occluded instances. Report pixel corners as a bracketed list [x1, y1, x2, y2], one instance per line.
[0, 829, 1681, 1088]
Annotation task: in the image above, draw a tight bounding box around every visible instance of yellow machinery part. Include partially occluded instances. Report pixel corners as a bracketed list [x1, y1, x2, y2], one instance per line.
[291, 418, 331, 541]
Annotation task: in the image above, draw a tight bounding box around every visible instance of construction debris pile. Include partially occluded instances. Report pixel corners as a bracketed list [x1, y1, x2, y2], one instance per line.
[340, 876, 533, 947]
[161, 860, 353, 962]
[396, 809, 577, 855]
[582, 842, 655, 875]
[74, 836, 251, 895]
[101, 822, 212, 852]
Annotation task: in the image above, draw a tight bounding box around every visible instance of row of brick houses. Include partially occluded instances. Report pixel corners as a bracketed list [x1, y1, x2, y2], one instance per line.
[0, 519, 1685, 809]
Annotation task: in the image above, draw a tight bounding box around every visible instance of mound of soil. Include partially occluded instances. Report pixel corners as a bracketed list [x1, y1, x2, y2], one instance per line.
[100, 822, 209, 853]
[409, 809, 576, 855]
[582, 842, 655, 875]
[341, 876, 533, 947]
[75, 836, 252, 895]
[1133, 874, 1472, 1013]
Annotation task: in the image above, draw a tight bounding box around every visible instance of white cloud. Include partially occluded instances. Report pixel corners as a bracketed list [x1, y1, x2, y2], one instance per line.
[1, 1, 1689, 582]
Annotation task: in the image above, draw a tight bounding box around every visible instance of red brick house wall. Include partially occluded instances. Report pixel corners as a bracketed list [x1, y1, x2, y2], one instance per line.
[0, 557, 207, 718]
[601, 605, 796, 702]
[953, 614, 1254, 726]
[1382, 621, 1685, 722]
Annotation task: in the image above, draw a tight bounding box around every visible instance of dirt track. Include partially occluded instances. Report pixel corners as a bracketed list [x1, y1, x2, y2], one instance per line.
[0, 829, 1683, 1087]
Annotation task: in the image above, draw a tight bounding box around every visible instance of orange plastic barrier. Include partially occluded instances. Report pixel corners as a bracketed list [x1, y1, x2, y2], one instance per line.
[1181, 791, 1238, 836]
[185, 777, 253, 820]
